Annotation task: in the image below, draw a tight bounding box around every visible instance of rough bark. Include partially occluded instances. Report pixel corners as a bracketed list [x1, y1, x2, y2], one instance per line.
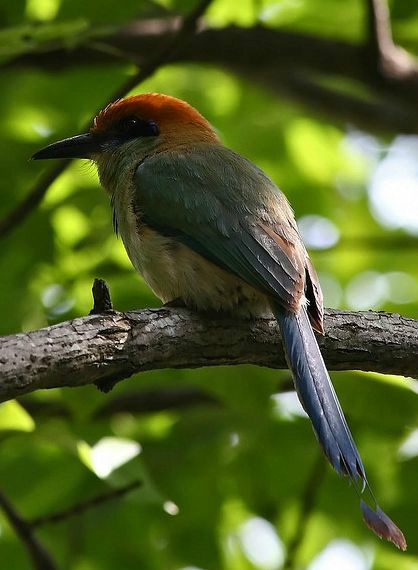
[1, 308, 417, 403]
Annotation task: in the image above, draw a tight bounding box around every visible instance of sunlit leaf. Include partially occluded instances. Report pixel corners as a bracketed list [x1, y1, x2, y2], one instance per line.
[0, 401, 35, 432]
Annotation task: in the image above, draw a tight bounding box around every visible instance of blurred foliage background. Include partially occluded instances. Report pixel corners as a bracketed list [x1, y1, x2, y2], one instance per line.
[0, 0, 417, 569]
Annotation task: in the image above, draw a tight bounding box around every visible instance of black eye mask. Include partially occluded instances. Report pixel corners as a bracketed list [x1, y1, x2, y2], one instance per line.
[114, 116, 160, 140]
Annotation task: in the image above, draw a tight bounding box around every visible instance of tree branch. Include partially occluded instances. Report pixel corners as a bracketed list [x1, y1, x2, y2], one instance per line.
[7, 20, 418, 129]
[256, 69, 416, 134]
[95, 386, 220, 416]
[366, 0, 418, 80]
[29, 480, 141, 529]
[332, 234, 418, 251]
[0, 0, 213, 240]
[0, 307, 416, 403]
[19, 386, 221, 418]
[0, 490, 57, 570]
[0, 161, 71, 241]
[367, 0, 394, 57]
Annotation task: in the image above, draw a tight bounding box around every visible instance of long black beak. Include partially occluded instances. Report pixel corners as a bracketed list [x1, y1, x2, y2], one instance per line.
[31, 132, 101, 160]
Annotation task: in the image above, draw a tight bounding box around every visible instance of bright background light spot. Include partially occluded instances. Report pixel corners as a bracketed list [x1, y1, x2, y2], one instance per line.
[368, 136, 418, 235]
[5, 106, 53, 142]
[259, 0, 303, 25]
[271, 392, 308, 420]
[345, 271, 388, 310]
[238, 517, 285, 570]
[343, 130, 380, 166]
[90, 437, 141, 479]
[308, 540, 373, 570]
[385, 272, 418, 304]
[398, 429, 418, 460]
[52, 205, 89, 247]
[41, 283, 74, 316]
[32, 123, 53, 137]
[318, 272, 343, 308]
[163, 500, 179, 516]
[298, 215, 340, 250]
[26, 0, 60, 20]
[345, 271, 418, 309]
[229, 432, 240, 447]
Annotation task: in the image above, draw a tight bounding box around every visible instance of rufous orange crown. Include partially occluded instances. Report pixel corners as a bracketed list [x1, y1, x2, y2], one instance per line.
[92, 93, 215, 136]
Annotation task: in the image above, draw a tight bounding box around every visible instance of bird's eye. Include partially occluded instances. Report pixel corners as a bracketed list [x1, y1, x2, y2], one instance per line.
[120, 116, 140, 132]
[117, 116, 159, 138]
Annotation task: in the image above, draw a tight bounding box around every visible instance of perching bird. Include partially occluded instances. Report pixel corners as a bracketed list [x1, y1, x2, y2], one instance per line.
[33, 93, 406, 549]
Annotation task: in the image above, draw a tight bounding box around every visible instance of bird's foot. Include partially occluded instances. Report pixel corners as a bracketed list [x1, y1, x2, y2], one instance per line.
[163, 298, 186, 308]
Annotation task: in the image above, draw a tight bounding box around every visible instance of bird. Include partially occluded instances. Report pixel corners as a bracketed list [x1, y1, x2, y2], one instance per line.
[32, 93, 406, 549]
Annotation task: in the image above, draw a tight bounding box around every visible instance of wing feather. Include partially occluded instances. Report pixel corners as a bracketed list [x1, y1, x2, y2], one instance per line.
[134, 144, 321, 318]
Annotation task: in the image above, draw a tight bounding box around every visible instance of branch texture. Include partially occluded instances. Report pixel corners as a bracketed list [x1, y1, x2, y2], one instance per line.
[1, 308, 417, 402]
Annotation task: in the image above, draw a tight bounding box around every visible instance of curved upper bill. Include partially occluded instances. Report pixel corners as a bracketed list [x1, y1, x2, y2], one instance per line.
[31, 133, 101, 160]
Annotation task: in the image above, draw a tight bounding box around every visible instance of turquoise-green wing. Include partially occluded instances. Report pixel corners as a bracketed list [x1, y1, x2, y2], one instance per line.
[134, 144, 315, 315]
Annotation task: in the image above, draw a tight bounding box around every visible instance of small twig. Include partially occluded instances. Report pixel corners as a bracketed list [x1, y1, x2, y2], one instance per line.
[0, 490, 57, 570]
[96, 386, 220, 416]
[20, 383, 293, 418]
[107, 0, 213, 101]
[329, 234, 418, 251]
[283, 455, 327, 569]
[29, 480, 141, 529]
[264, 69, 416, 134]
[0, 161, 70, 239]
[366, 0, 394, 57]
[0, 0, 213, 239]
[18, 385, 224, 418]
[365, 0, 418, 79]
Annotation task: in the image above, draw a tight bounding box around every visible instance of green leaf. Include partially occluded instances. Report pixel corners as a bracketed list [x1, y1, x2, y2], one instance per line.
[0, 401, 35, 432]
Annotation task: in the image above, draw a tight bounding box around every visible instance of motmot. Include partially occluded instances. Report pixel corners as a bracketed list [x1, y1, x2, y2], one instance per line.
[32, 93, 406, 548]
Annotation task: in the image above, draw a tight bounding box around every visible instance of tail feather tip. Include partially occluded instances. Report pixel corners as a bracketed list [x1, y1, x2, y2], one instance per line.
[361, 500, 407, 551]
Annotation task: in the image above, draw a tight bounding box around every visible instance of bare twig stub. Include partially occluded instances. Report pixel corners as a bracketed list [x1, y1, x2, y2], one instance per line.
[0, 308, 417, 403]
[0, 490, 57, 570]
[90, 278, 113, 314]
[0, 0, 213, 239]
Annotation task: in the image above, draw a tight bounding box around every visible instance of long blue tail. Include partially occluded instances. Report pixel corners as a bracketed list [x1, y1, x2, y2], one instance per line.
[276, 305, 406, 550]
[277, 306, 365, 484]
